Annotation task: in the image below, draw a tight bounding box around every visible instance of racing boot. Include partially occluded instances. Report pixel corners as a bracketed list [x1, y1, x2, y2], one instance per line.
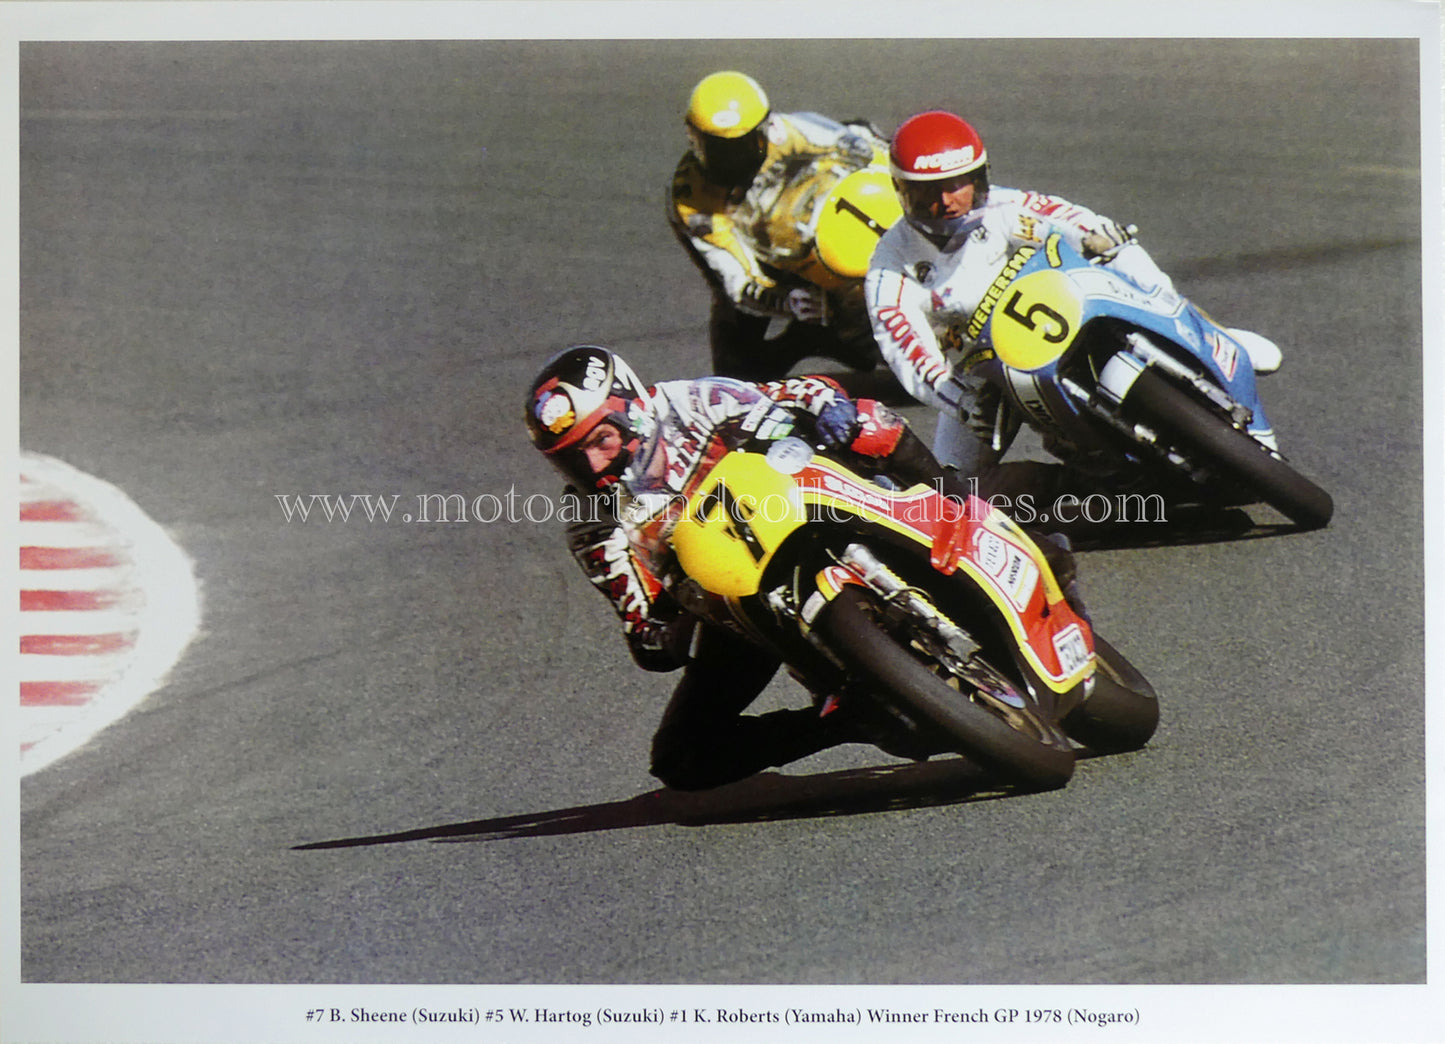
[1227, 327, 1282, 375]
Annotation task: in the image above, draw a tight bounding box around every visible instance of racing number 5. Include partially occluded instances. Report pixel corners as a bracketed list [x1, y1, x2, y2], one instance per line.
[1002, 290, 1071, 344]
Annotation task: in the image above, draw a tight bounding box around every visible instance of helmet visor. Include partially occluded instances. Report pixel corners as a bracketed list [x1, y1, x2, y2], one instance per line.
[896, 171, 983, 223]
[689, 126, 766, 185]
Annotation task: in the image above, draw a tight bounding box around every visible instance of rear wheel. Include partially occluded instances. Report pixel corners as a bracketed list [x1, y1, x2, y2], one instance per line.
[1127, 366, 1333, 529]
[1060, 635, 1159, 754]
[817, 586, 1075, 790]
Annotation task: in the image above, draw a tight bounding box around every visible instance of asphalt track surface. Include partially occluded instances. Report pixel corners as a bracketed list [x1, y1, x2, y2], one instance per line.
[17, 39, 1428, 995]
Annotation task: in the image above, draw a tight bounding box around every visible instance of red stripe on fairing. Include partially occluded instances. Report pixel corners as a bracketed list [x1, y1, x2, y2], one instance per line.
[20, 546, 124, 570]
[21, 633, 137, 655]
[20, 589, 126, 611]
[20, 680, 104, 706]
[20, 500, 87, 522]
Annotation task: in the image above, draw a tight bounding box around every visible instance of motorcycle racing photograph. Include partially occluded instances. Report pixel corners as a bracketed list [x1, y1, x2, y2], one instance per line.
[6, 4, 1439, 1044]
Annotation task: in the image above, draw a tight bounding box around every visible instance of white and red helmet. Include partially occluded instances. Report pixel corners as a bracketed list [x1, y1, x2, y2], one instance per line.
[888, 110, 991, 242]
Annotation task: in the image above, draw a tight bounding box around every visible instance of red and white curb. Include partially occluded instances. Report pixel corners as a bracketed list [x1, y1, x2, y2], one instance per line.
[19, 452, 201, 776]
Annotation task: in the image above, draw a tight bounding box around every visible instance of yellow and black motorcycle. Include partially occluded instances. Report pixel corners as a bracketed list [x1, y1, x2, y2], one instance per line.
[679, 146, 905, 380]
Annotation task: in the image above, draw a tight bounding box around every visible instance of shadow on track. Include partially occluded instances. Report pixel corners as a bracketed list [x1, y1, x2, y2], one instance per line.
[1057, 507, 1315, 552]
[293, 757, 1030, 850]
[820, 365, 916, 406]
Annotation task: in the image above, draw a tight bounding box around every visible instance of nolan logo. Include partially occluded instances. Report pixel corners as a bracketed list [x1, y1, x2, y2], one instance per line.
[914, 146, 975, 171]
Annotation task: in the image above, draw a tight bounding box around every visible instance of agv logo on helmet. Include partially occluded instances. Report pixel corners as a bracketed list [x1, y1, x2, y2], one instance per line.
[582, 354, 608, 390]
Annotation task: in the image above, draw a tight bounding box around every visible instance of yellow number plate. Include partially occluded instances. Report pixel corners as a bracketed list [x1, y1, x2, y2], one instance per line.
[673, 453, 806, 597]
[990, 269, 1084, 371]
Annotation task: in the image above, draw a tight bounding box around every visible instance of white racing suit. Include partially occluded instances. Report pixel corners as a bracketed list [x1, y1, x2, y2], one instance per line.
[667, 111, 888, 380]
[864, 187, 1279, 489]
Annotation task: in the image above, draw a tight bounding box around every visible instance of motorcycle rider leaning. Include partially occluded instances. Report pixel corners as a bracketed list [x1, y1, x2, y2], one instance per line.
[668, 71, 889, 381]
[525, 344, 1023, 791]
[865, 109, 1283, 504]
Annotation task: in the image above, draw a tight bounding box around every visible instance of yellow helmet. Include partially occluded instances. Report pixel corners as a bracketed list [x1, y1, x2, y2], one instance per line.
[685, 71, 771, 185]
[686, 71, 770, 137]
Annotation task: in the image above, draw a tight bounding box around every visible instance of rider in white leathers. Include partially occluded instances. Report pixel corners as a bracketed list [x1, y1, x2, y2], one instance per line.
[865, 109, 1281, 494]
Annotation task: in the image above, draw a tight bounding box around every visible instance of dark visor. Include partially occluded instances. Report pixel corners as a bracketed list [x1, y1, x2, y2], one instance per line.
[898, 172, 980, 220]
[693, 127, 766, 184]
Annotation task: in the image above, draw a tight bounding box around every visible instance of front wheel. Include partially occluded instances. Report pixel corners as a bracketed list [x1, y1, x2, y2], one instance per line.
[1060, 635, 1159, 755]
[1126, 366, 1333, 530]
[817, 586, 1076, 791]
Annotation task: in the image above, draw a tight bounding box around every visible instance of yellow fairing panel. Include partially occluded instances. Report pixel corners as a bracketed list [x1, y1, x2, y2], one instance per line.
[673, 452, 806, 598]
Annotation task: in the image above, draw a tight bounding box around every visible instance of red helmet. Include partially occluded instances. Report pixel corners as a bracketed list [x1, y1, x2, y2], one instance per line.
[888, 110, 991, 242]
[525, 345, 651, 490]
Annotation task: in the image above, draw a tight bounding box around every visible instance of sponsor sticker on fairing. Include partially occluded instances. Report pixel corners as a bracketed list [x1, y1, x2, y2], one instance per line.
[764, 436, 812, 474]
[1052, 624, 1090, 676]
[821, 473, 893, 514]
[972, 530, 1040, 611]
[1209, 331, 1240, 380]
[974, 530, 1009, 574]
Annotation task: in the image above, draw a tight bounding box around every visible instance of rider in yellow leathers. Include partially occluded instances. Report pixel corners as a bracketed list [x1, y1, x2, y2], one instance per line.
[667, 71, 898, 381]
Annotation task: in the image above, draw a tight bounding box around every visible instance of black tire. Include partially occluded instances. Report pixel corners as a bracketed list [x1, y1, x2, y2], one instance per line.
[1126, 366, 1334, 529]
[1061, 635, 1160, 755]
[817, 586, 1075, 790]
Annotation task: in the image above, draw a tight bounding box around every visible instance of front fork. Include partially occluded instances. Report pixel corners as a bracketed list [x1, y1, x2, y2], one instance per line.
[767, 542, 990, 692]
[789, 543, 1078, 736]
[1095, 331, 1279, 452]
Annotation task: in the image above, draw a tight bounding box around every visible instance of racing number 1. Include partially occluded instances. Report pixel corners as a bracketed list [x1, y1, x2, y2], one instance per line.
[1002, 290, 1070, 344]
[832, 196, 889, 237]
[698, 481, 766, 562]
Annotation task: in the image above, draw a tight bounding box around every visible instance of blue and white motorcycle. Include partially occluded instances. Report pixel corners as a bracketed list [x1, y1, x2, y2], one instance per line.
[964, 233, 1333, 530]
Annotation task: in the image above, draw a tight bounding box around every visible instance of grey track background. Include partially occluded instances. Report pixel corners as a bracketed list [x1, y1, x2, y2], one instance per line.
[15, 34, 1429, 1002]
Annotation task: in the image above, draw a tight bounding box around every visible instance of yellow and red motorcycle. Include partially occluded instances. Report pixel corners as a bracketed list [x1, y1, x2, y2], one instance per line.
[624, 421, 1158, 790]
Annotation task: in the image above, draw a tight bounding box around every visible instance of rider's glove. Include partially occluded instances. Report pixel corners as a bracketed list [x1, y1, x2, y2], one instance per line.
[850, 399, 906, 457]
[934, 374, 972, 413]
[1081, 220, 1139, 262]
[785, 286, 828, 324]
[630, 613, 696, 672]
[815, 398, 861, 450]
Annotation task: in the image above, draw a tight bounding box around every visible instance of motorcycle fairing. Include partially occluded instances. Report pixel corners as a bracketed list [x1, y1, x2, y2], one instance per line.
[975, 234, 1275, 440]
[788, 458, 1093, 692]
[636, 436, 1094, 693]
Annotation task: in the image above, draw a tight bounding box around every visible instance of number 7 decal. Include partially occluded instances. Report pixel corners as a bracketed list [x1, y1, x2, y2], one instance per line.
[697, 481, 766, 562]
